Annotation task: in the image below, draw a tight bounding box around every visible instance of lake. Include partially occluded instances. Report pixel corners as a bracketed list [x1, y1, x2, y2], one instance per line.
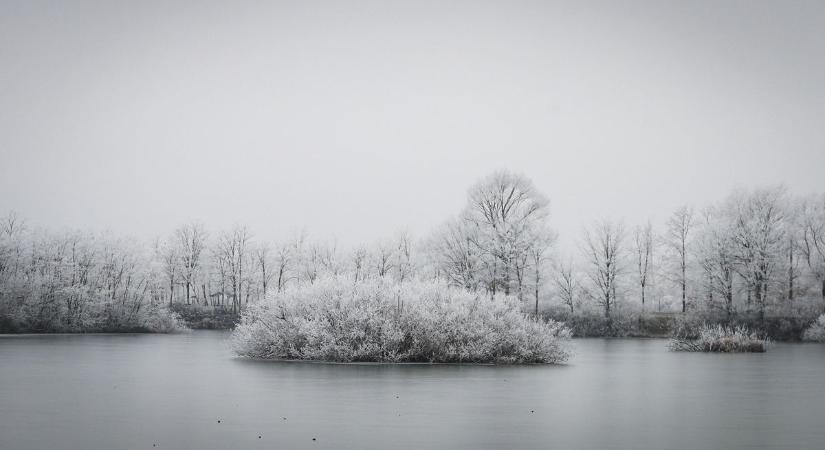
[1, 331, 824, 450]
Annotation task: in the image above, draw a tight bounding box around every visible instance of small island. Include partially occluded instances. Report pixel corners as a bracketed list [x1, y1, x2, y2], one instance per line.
[231, 276, 572, 364]
[668, 325, 770, 353]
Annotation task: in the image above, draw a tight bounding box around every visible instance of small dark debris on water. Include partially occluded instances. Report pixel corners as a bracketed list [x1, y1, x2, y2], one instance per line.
[530, 410, 534, 413]
[258, 436, 262, 439]
[217, 420, 221, 423]
[312, 438, 317, 441]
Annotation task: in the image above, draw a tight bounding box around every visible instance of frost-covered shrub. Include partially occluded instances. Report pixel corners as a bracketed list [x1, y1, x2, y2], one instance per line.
[668, 324, 769, 353]
[141, 304, 188, 333]
[802, 314, 825, 342]
[232, 276, 571, 364]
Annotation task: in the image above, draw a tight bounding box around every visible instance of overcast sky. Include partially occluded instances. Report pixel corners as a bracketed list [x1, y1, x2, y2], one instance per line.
[1, 0, 823, 250]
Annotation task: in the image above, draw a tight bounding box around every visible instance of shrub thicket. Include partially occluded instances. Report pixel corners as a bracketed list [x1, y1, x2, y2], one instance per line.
[232, 276, 571, 364]
[802, 314, 825, 342]
[668, 324, 770, 352]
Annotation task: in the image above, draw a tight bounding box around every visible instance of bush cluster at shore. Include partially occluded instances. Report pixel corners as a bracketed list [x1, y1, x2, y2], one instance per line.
[803, 314, 825, 342]
[668, 324, 770, 353]
[169, 304, 239, 330]
[231, 276, 571, 364]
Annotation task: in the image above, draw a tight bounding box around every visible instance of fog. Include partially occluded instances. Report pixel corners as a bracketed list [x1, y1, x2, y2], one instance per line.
[2, 0, 823, 246]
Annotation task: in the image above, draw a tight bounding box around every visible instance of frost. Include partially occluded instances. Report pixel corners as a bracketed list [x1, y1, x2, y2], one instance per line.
[231, 275, 571, 364]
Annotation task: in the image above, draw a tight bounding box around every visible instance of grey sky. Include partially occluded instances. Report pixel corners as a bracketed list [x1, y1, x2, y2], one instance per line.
[1, 0, 823, 249]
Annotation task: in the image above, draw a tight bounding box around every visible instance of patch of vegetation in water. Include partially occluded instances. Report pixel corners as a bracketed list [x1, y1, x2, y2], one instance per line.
[668, 324, 770, 353]
[803, 314, 825, 342]
[170, 304, 239, 330]
[231, 276, 571, 364]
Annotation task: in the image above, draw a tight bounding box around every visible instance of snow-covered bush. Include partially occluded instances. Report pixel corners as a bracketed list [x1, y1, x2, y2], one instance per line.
[231, 275, 571, 364]
[141, 304, 188, 333]
[668, 324, 769, 353]
[802, 314, 825, 342]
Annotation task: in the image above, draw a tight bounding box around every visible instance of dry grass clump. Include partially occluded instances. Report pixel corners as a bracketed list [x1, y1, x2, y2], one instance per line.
[668, 324, 770, 353]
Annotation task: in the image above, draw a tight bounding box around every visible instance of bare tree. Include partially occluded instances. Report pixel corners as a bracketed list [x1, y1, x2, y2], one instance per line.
[633, 221, 654, 311]
[216, 226, 252, 313]
[0, 211, 26, 277]
[464, 170, 550, 297]
[730, 187, 786, 320]
[554, 259, 577, 314]
[352, 245, 368, 282]
[176, 222, 206, 305]
[254, 242, 275, 298]
[800, 193, 825, 300]
[431, 219, 481, 290]
[374, 240, 395, 278]
[697, 207, 737, 321]
[528, 227, 555, 315]
[395, 231, 415, 283]
[156, 237, 179, 306]
[582, 219, 625, 319]
[665, 205, 694, 313]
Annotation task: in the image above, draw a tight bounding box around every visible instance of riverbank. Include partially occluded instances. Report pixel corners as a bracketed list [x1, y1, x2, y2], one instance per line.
[541, 308, 817, 341]
[169, 304, 239, 330]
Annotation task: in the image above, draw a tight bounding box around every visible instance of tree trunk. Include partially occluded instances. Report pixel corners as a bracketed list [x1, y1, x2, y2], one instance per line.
[604, 293, 610, 318]
[641, 283, 645, 311]
[788, 247, 794, 301]
[821, 279, 825, 301]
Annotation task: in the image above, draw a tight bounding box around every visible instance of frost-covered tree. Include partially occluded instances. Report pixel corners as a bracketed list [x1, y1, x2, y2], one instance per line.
[254, 242, 275, 297]
[527, 226, 555, 315]
[582, 219, 626, 318]
[216, 226, 252, 313]
[464, 170, 550, 296]
[175, 222, 207, 305]
[0, 215, 184, 333]
[373, 239, 396, 278]
[696, 206, 738, 320]
[431, 171, 553, 300]
[553, 258, 577, 314]
[351, 244, 368, 283]
[729, 187, 786, 320]
[430, 218, 481, 290]
[800, 193, 825, 300]
[664, 205, 694, 313]
[156, 237, 179, 305]
[633, 221, 654, 310]
[395, 231, 415, 283]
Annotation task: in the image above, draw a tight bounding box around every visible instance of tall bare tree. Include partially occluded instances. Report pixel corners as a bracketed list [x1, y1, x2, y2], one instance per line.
[665, 205, 694, 313]
[582, 219, 625, 319]
[216, 226, 252, 313]
[730, 187, 787, 320]
[528, 227, 555, 315]
[176, 222, 206, 305]
[254, 242, 275, 298]
[633, 221, 654, 311]
[801, 193, 825, 301]
[463, 170, 550, 296]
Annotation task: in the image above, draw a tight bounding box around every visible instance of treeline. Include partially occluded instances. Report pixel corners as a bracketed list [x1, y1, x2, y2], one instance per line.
[0, 214, 185, 332]
[558, 185, 825, 335]
[429, 173, 825, 337]
[2, 170, 824, 336]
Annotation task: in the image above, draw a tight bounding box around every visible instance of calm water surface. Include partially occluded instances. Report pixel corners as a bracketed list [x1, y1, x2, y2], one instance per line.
[1, 331, 824, 450]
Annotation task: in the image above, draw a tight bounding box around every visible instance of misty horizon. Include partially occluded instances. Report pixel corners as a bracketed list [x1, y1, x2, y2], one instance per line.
[2, 0, 823, 248]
